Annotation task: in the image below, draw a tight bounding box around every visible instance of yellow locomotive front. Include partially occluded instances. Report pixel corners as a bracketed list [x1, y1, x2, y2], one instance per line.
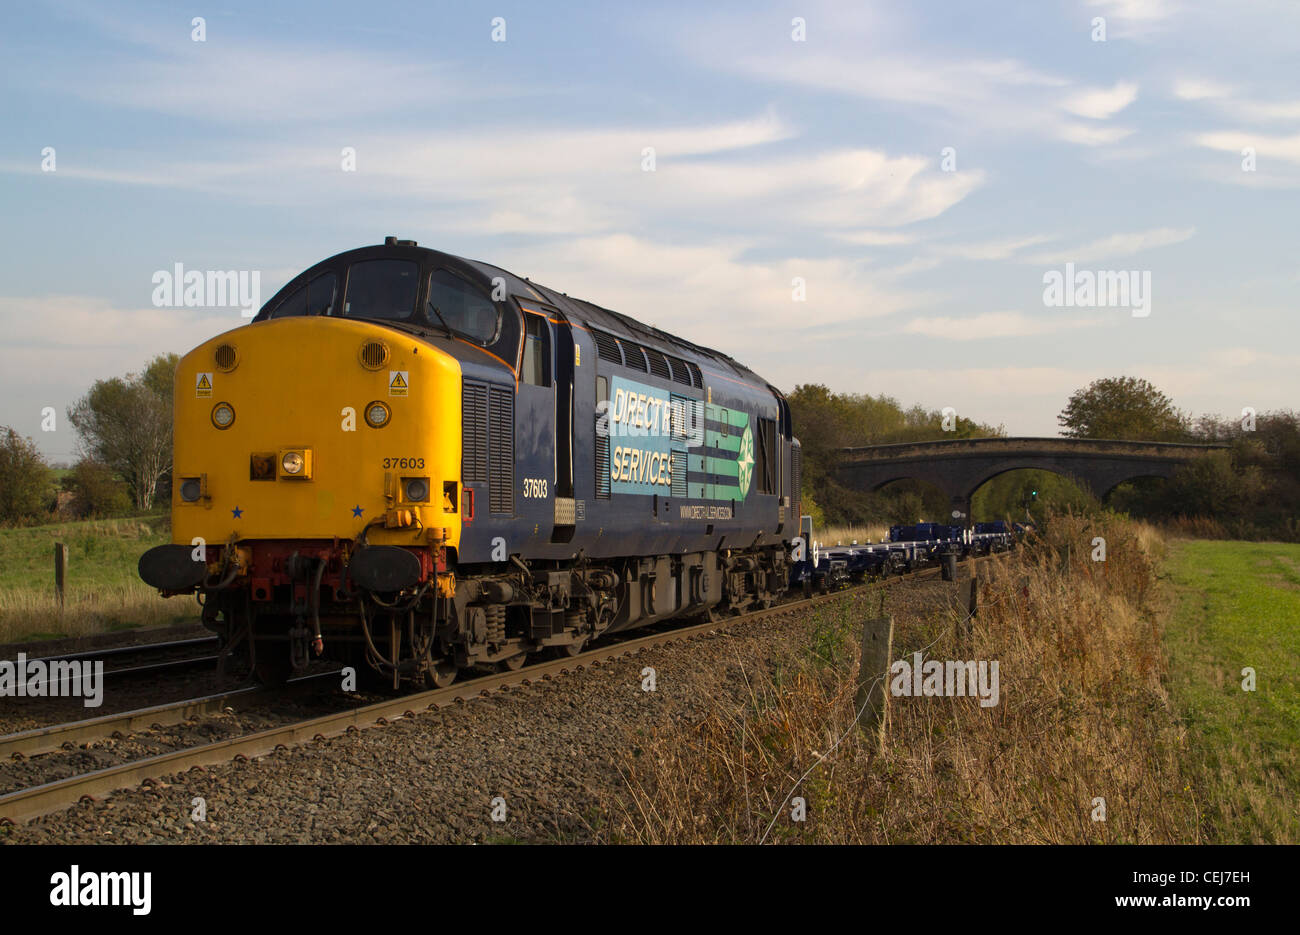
[141, 313, 465, 684]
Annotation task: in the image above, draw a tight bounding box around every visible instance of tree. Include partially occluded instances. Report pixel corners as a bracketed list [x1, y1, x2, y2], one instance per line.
[64, 459, 131, 518]
[67, 354, 178, 510]
[1058, 376, 1188, 441]
[0, 427, 52, 523]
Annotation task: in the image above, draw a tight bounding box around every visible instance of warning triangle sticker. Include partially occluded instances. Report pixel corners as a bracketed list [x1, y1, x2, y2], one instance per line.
[390, 372, 407, 388]
[388, 371, 409, 396]
[197, 374, 211, 389]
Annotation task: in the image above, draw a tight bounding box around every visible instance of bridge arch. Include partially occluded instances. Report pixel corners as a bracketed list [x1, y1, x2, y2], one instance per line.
[833, 437, 1224, 524]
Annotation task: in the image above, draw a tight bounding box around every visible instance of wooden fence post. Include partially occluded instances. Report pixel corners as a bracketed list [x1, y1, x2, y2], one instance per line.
[54, 542, 69, 614]
[855, 614, 894, 754]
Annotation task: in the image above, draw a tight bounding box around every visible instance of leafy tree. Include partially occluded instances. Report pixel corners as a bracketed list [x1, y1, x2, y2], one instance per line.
[64, 459, 131, 518]
[787, 383, 1003, 525]
[1058, 376, 1188, 440]
[67, 354, 179, 510]
[0, 427, 52, 523]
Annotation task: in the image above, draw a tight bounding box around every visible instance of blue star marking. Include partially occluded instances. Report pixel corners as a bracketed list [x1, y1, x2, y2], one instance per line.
[351, 505, 364, 517]
[231, 506, 243, 519]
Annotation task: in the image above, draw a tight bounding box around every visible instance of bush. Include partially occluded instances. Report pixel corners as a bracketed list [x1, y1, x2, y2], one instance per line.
[64, 459, 132, 518]
[0, 427, 52, 524]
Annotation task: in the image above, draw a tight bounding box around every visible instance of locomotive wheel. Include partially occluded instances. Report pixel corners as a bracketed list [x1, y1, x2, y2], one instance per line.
[501, 653, 527, 671]
[424, 658, 457, 689]
[561, 638, 587, 658]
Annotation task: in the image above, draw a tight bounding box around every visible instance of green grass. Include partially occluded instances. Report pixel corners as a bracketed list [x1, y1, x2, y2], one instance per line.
[0, 513, 194, 643]
[0, 514, 167, 592]
[1163, 539, 1300, 843]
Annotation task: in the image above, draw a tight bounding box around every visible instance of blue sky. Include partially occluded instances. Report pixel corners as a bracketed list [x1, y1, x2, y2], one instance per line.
[2, 0, 1297, 461]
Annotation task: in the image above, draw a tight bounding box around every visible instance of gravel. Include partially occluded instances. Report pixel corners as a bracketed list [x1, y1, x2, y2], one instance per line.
[1, 571, 968, 844]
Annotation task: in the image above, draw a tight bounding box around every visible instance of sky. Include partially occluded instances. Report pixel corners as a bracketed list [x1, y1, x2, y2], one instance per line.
[1, 0, 1297, 462]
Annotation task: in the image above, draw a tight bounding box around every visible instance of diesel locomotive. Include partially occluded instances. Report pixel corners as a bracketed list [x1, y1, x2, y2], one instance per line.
[140, 238, 802, 687]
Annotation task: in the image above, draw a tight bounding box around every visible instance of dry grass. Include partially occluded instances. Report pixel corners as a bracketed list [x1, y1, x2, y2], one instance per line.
[0, 583, 192, 644]
[603, 512, 1207, 843]
[0, 514, 194, 643]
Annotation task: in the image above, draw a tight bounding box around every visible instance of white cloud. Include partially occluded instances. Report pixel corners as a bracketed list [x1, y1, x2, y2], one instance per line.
[1062, 82, 1139, 119]
[1196, 130, 1300, 165]
[1089, 0, 1174, 21]
[832, 230, 920, 247]
[0, 296, 236, 458]
[1172, 78, 1234, 101]
[1, 115, 981, 241]
[899, 311, 1102, 340]
[497, 234, 932, 357]
[1056, 123, 1136, 146]
[1024, 227, 1196, 265]
[1087, 0, 1175, 37]
[931, 234, 1056, 261]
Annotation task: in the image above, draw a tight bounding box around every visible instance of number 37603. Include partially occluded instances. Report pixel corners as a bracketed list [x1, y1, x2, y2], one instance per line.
[523, 478, 548, 498]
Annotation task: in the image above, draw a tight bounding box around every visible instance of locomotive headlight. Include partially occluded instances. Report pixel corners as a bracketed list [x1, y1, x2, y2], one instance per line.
[211, 402, 236, 429]
[364, 401, 391, 428]
[180, 477, 202, 502]
[403, 477, 430, 502]
[282, 451, 304, 475]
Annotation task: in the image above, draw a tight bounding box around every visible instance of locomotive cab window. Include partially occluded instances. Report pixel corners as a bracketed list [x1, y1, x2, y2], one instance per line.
[522, 313, 551, 387]
[269, 284, 307, 319]
[306, 272, 337, 316]
[427, 268, 499, 344]
[343, 259, 418, 320]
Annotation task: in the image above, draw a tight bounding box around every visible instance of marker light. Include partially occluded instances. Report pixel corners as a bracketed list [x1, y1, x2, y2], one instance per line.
[211, 402, 236, 429]
[180, 478, 202, 502]
[365, 401, 391, 428]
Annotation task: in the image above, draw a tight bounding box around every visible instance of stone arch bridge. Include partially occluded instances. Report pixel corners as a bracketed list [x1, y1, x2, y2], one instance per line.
[833, 437, 1227, 523]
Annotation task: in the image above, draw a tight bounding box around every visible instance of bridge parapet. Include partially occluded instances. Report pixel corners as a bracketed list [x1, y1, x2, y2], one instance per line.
[841, 436, 1227, 464]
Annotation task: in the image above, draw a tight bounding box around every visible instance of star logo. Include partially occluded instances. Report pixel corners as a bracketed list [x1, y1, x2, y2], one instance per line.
[736, 424, 755, 497]
[351, 505, 364, 517]
[231, 506, 243, 519]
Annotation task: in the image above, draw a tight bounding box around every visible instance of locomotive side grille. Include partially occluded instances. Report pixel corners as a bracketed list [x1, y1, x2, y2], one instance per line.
[619, 339, 648, 372]
[670, 452, 687, 497]
[488, 384, 514, 514]
[666, 354, 692, 385]
[646, 347, 671, 380]
[592, 329, 623, 364]
[595, 417, 611, 499]
[687, 362, 703, 387]
[462, 380, 488, 484]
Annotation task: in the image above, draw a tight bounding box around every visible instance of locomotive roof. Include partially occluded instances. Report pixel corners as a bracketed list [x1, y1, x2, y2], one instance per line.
[271, 240, 767, 389]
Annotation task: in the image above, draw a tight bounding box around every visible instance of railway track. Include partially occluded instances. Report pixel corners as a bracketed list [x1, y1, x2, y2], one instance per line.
[20, 636, 223, 691]
[0, 555, 997, 826]
[0, 672, 338, 761]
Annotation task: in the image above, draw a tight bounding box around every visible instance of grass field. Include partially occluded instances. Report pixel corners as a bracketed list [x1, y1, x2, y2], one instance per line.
[0, 514, 196, 643]
[1163, 539, 1300, 843]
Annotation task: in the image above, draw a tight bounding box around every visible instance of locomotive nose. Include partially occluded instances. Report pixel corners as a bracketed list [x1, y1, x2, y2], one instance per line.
[169, 316, 460, 547]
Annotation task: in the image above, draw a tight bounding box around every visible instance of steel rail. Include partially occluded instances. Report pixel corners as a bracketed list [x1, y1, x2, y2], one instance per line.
[23, 637, 219, 667]
[0, 672, 339, 760]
